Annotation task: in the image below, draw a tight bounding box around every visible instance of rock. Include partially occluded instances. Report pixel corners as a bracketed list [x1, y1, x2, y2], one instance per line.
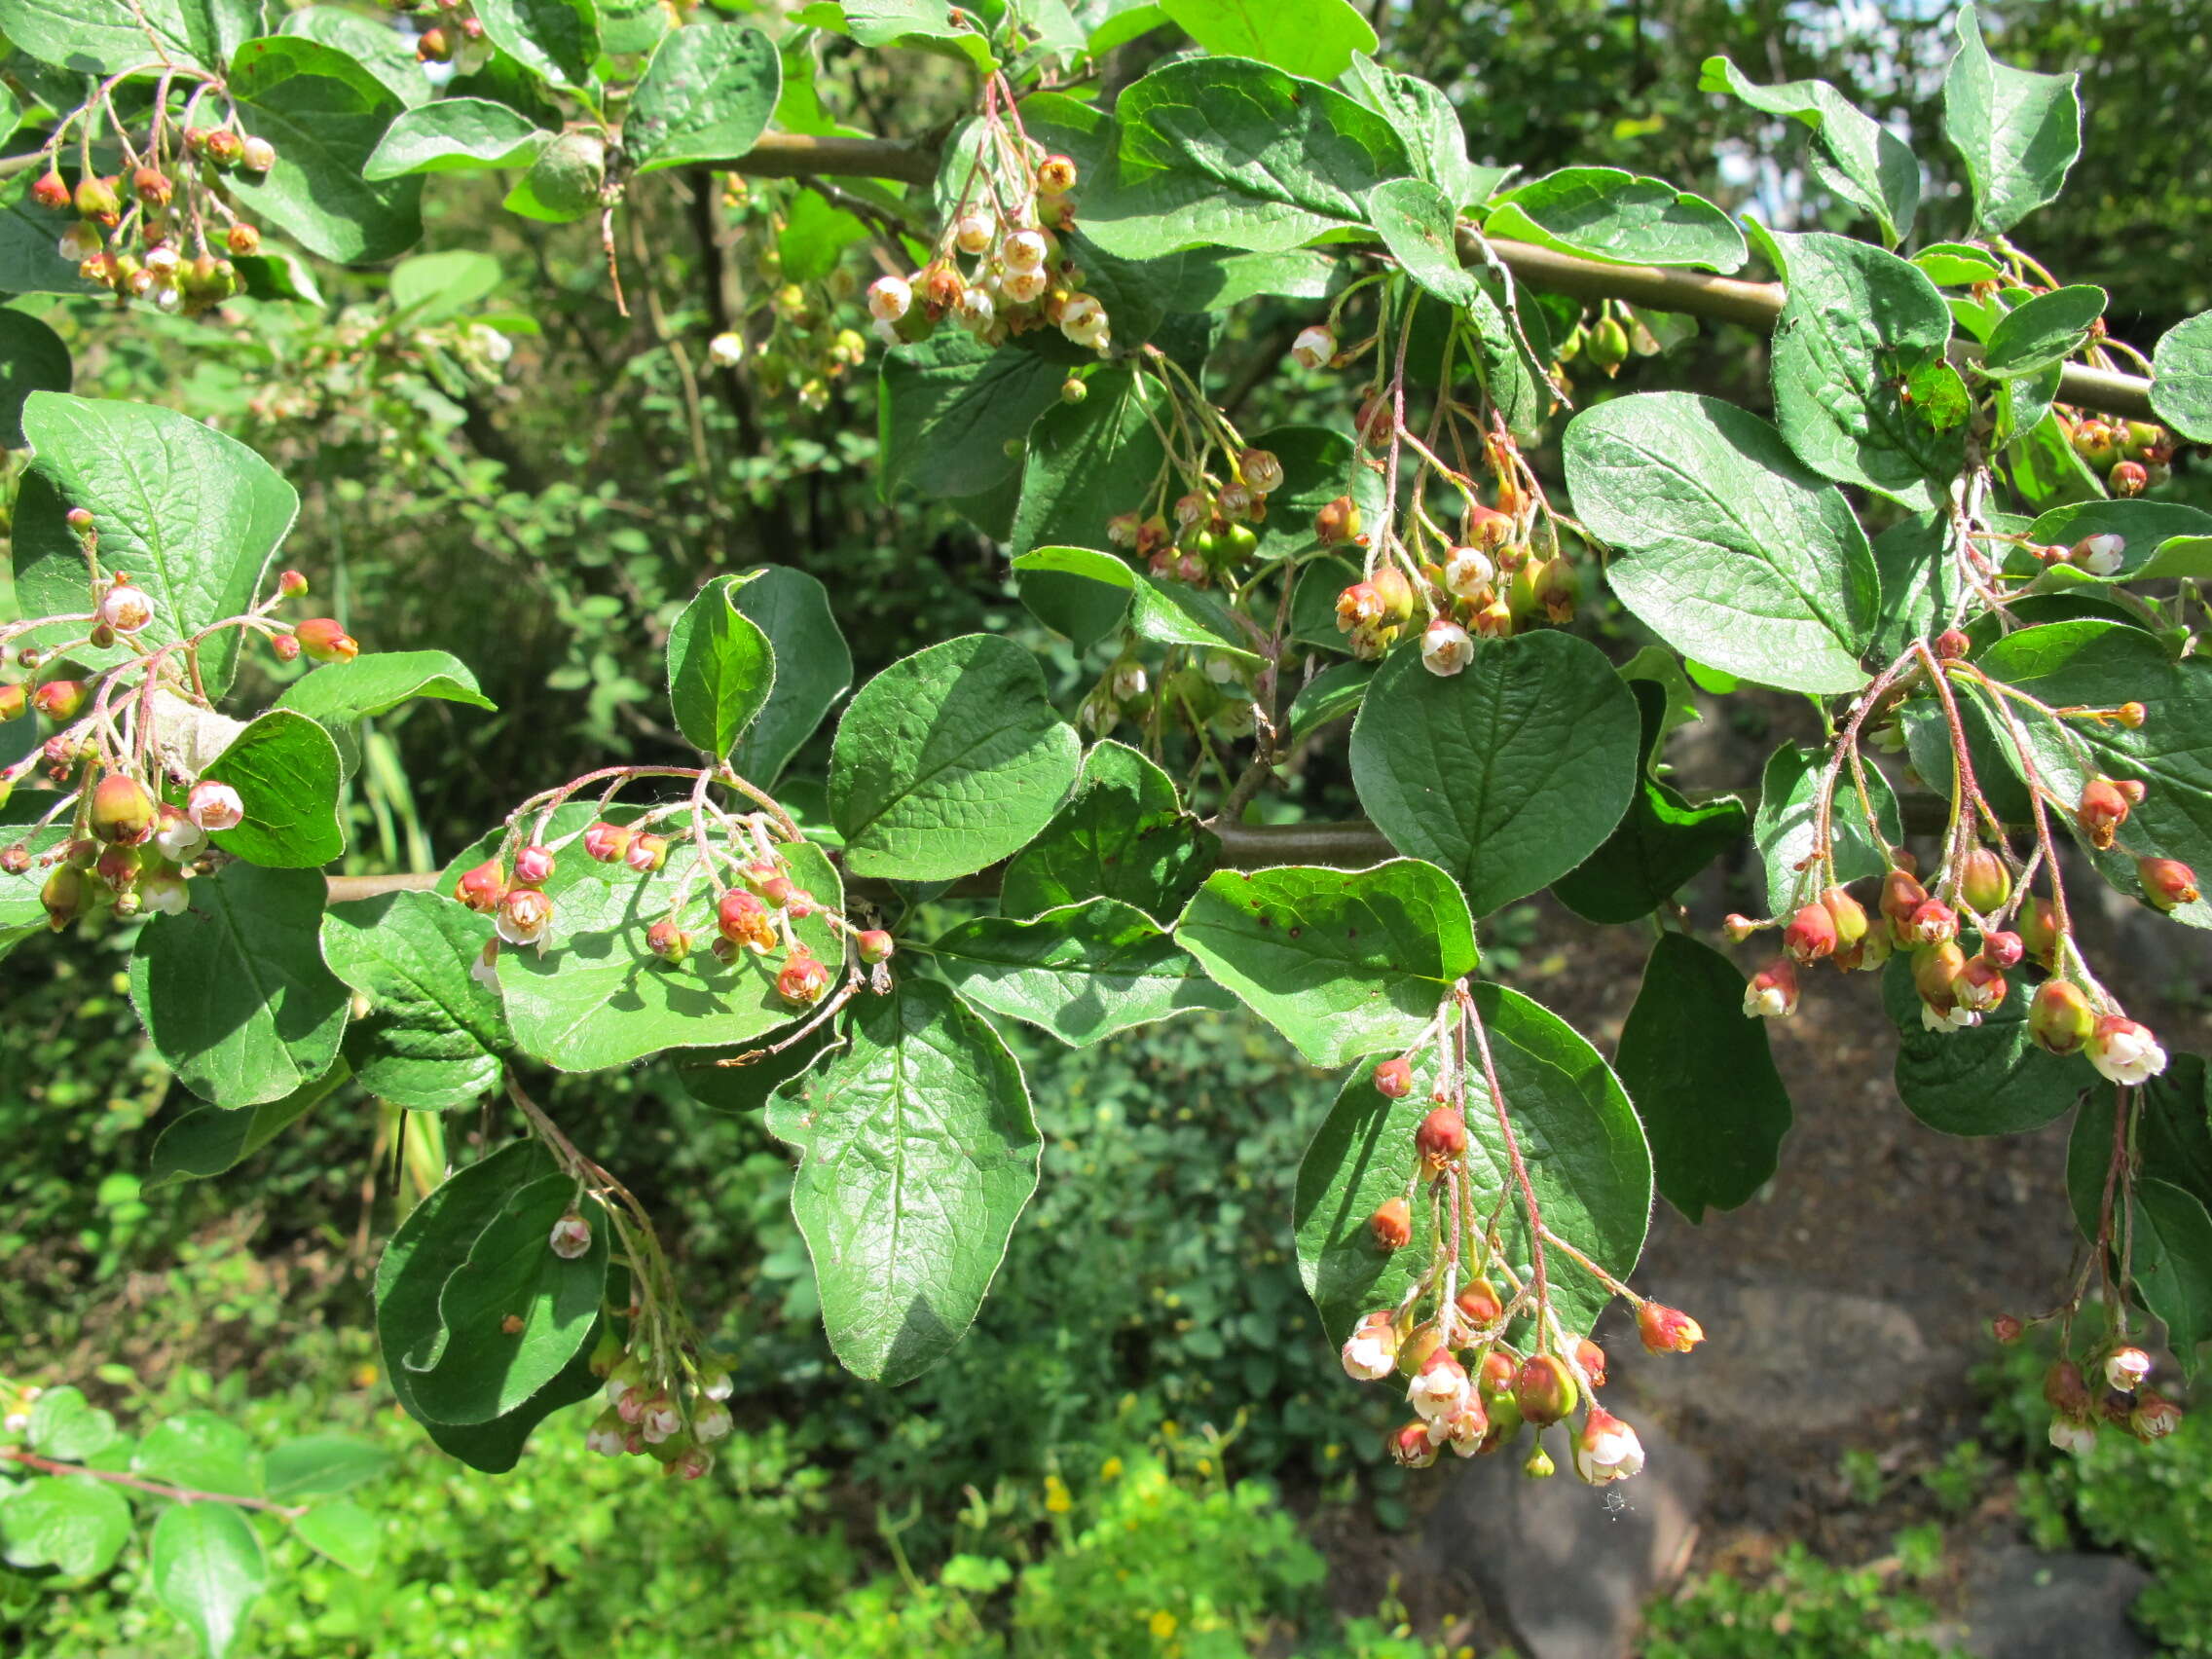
[1612, 1281, 1929, 1435]
[1420, 1415, 1708, 1659]
[1940, 1543, 2153, 1658]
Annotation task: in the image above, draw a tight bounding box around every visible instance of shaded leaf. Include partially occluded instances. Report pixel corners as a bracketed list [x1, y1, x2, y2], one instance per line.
[999, 739, 1219, 922]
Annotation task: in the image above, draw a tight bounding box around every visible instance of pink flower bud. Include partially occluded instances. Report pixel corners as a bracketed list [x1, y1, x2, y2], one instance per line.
[1374, 1057, 1414, 1099]
[1638, 1302, 1704, 1354]
[2077, 777, 2133, 849]
[548, 1212, 592, 1259]
[639, 1390, 682, 1444]
[673, 1445, 715, 1480]
[625, 832, 669, 873]
[582, 821, 632, 863]
[1416, 1105, 1467, 1167]
[695, 1361, 733, 1402]
[1934, 628, 1971, 659]
[741, 858, 793, 906]
[272, 634, 301, 663]
[1342, 1311, 1399, 1381]
[1722, 913, 1758, 942]
[857, 929, 896, 965]
[31, 680, 86, 720]
[646, 919, 690, 963]
[1784, 903, 1837, 962]
[2139, 857, 2199, 911]
[2087, 1014, 2167, 1087]
[278, 570, 309, 597]
[295, 617, 358, 663]
[512, 844, 556, 887]
[1982, 930, 2024, 969]
[1387, 1419, 1441, 1468]
[777, 950, 830, 1007]
[1991, 1314, 2024, 1345]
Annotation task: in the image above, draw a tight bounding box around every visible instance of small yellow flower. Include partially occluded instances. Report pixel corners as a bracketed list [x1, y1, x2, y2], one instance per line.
[1100, 1456, 1124, 1480]
[1044, 1474, 1073, 1514]
[1149, 1610, 1178, 1641]
[1195, 1457, 1213, 1477]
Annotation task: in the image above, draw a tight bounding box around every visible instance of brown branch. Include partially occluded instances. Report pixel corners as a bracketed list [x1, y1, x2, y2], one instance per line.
[0, 1446, 309, 1518]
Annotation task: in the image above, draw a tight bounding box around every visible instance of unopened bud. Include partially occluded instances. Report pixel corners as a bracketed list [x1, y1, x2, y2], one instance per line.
[240, 135, 276, 173]
[1982, 929, 2024, 969]
[512, 844, 556, 887]
[1935, 628, 1970, 659]
[278, 570, 309, 598]
[1722, 912, 1758, 942]
[273, 634, 301, 662]
[1515, 1352, 1577, 1426]
[645, 919, 690, 963]
[857, 928, 896, 965]
[1784, 903, 1837, 962]
[456, 860, 507, 914]
[1369, 1197, 1413, 1251]
[1574, 1338, 1608, 1389]
[2044, 1359, 2094, 1419]
[1958, 849, 2011, 915]
[1991, 1314, 2024, 1345]
[92, 775, 157, 845]
[1456, 1278, 1502, 1329]
[548, 1212, 592, 1258]
[2110, 460, 2149, 498]
[2116, 701, 2146, 729]
[41, 865, 88, 930]
[582, 822, 632, 863]
[2028, 978, 2096, 1056]
[31, 681, 87, 720]
[625, 832, 669, 873]
[2139, 857, 2198, 911]
[2077, 777, 2133, 849]
[1374, 1056, 1414, 1098]
[1637, 1301, 1704, 1354]
[1880, 869, 1930, 938]
[295, 618, 357, 663]
[2018, 896, 2060, 965]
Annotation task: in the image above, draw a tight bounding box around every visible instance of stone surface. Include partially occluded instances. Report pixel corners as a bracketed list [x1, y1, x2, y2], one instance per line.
[1610, 1280, 1929, 1435]
[1937, 1543, 2154, 1659]
[1419, 1415, 1709, 1659]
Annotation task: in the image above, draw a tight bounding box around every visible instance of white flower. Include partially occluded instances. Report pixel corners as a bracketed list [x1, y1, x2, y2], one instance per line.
[58, 224, 101, 263]
[871, 317, 901, 347]
[1443, 546, 1495, 599]
[1572, 1411, 1645, 1485]
[154, 814, 206, 864]
[2048, 1416, 2098, 1456]
[2105, 1347, 2153, 1392]
[1001, 230, 1049, 273]
[1290, 325, 1335, 370]
[707, 330, 745, 368]
[957, 288, 995, 331]
[1407, 1356, 1471, 1422]
[586, 1419, 626, 1456]
[1921, 1001, 1981, 1033]
[1002, 267, 1048, 304]
[548, 1213, 592, 1260]
[1443, 1402, 1489, 1456]
[866, 275, 911, 323]
[468, 324, 514, 367]
[2074, 534, 2126, 577]
[2088, 1016, 2167, 1086]
[1110, 663, 1148, 701]
[470, 945, 500, 991]
[1340, 1319, 1397, 1382]
[640, 1398, 682, 1444]
[1420, 619, 1475, 678]
[188, 780, 245, 832]
[692, 1402, 733, 1443]
[954, 211, 996, 255]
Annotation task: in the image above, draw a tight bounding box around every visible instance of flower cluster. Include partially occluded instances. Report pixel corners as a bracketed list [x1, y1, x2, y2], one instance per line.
[703, 174, 873, 413]
[2062, 411, 2173, 498]
[1337, 997, 1699, 1486]
[2038, 1342, 2184, 1456]
[583, 1322, 733, 1482]
[32, 89, 280, 316]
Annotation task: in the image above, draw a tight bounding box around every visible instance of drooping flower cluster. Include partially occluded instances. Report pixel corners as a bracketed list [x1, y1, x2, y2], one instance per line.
[583, 1316, 734, 1481]
[1336, 991, 1699, 1485]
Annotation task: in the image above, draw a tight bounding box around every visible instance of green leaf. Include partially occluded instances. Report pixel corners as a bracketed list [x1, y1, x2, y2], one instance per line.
[135, 1413, 259, 1497]
[879, 332, 1072, 502]
[322, 892, 508, 1112]
[27, 1386, 119, 1461]
[0, 175, 100, 298]
[1912, 241, 2004, 287]
[275, 650, 496, 731]
[0, 0, 215, 73]
[1975, 620, 2212, 878]
[13, 392, 298, 699]
[765, 977, 1041, 1384]
[147, 1060, 349, 1188]
[376, 1141, 551, 1427]
[1751, 740, 1901, 917]
[1000, 739, 1219, 921]
[1614, 933, 1790, 1222]
[280, 5, 434, 108]
[201, 711, 346, 869]
[130, 864, 350, 1109]
[2005, 409, 2104, 511]
[1294, 985, 1650, 1346]
[232, 251, 327, 309]
[932, 898, 1235, 1047]
[0, 1478, 132, 1578]
[364, 97, 551, 181]
[1762, 230, 1961, 511]
[1697, 55, 1917, 244]
[1485, 167, 1746, 272]
[1552, 680, 1749, 925]
[1870, 511, 1973, 660]
[1341, 55, 1507, 212]
[1079, 56, 1413, 260]
[2151, 311, 2212, 444]
[150, 1501, 267, 1659]
[673, 1021, 838, 1114]
[667, 575, 775, 759]
[1879, 955, 2095, 1135]
[1349, 632, 1641, 916]
[1157, 0, 1374, 81]
[793, 0, 997, 71]
[262, 1436, 392, 1501]
[1009, 369, 1169, 646]
[292, 1499, 380, 1575]
[598, 0, 670, 54]
[776, 188, 868, 284]
[626, 23, 780, 173]
[498, 837, 845, 1071]
[474, 0, 599, 87]
[418, 1347, 602, 1474]
[1009, 547, 1263, 665]
[829, 635, 1080, 882]
[404, 1172, 608, 1423]
[1981, 283, 2105, 378]
[2131, 1178, 2212, 1378]
[1286, 658, 1372, 745]
[724, 566, 853, 787]
[2010, 499, 2212, 583]
[0, 310, 70, 450]
[229, 36, 425, 265]
[1941, 3, 2082, 236]
[1173, 860, 1477, 1068]
[1364, 177, 1477, 308]
[2068, 1062, 2212, 1241]
[389, 250, 505, 324]
[1561, 391, 1879, 694]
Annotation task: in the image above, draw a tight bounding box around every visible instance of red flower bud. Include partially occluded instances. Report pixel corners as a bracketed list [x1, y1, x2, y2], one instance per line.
[31, 681, 86, 720]
[2139, 857, 2198, 911]
[1455, 1278, 1502, 1328]
[1416, 1106, 1467, 1167]
[2116, 701, 2146, 729]
[625, 832, 669, 872]
[1982, 930, 2024, 969]
[512, 844, 556, 887]
[645, 919, 690, 963]
[1784, 903, 1837, 962]
[30, 170, 68, 210]
[741, 858, 793, 907]
[582, 822, 632, 863]
[1575, 1338, 1608, 1389]
[1935, 628, 1970, 659]
[1514, 1352, 1578, 1426]
[2077, 777, 2133, 850]
[1374, 1056, 1414, 1098]
[272, 634, 301, 662]
[717, 888, 775, 951]
[1370, 1197, 1413, 1251]
[1637, 1301, 1704, 1354]
[91, 774, 157, 845]
[2028, 978, 2096, 1056]
[456, 860, 507, 914]
[278, 569, 309, 598]
[777, 951, 831, 1007]
[1991, 1314, 2023, 1345]
[1906, 899, 1959, 946]
[857, 928, 896, 965]
[295, 618, 358, 663]
[1478, 1349, 1518, 1400]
